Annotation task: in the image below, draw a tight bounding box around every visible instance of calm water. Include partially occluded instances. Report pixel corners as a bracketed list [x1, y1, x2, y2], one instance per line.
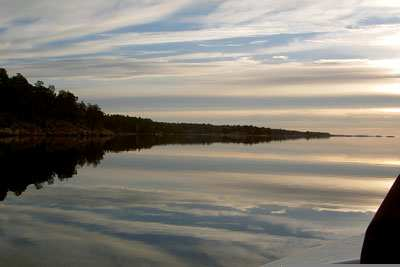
[0, 137, 399, 266]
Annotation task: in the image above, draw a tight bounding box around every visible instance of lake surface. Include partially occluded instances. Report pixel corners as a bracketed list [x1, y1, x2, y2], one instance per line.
[0, 136, 399, 266]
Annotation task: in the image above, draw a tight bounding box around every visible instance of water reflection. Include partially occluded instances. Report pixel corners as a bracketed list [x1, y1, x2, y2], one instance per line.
[0, 136, 398, 266]
[0, 139, 103, 200]
[0, 134, 320, 201]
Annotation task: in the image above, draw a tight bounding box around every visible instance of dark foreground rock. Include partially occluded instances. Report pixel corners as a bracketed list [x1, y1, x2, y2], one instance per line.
[361, 174, 400, 263]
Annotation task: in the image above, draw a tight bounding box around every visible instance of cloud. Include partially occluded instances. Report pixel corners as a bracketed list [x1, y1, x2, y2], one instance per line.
[2, 1, 400, 135]
[2, 0, 400, 62]
[272, 55, 288, 60]
[94, 94, 400, 111]
[0, 0, 191, 45]
[5, 54, 397, 84]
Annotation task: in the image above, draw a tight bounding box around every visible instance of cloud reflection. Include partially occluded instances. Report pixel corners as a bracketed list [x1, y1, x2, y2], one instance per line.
[1, 137, 397, 266]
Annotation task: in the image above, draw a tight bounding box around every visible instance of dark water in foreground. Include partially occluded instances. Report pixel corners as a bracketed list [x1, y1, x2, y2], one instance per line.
[0, 136, 398, 266]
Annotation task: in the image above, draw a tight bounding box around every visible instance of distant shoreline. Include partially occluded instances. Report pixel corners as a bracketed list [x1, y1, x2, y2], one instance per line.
[0, 68, 393, 140]
[331, 134, 396, 138]
[0, 125, 394, 140]
[0, 124, 331, 139]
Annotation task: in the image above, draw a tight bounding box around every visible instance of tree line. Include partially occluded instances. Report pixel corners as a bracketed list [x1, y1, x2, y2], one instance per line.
[0, 68, 330, 138]
[0, 68, 154, 133]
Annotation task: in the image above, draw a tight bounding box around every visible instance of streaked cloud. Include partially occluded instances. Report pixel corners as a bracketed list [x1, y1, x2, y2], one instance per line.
[1, 0, 400, 133]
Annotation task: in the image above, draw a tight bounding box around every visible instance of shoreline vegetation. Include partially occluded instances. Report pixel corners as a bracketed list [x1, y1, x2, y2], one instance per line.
[0, 68, 331, 140]
[1, 68, 393, 140]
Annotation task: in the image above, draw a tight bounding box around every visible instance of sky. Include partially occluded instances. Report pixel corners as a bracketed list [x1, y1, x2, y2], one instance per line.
[1, 0, 400, 135]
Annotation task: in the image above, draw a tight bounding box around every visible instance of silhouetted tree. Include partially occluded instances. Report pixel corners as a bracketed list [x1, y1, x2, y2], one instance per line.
[86, 104, 104, 130]
[0, 68, 8, 84]
[0, 68, 331, 139]
[34, 80, 45, 88]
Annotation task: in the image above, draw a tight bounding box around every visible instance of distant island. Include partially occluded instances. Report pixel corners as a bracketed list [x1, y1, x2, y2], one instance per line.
[0, 68, 331, 140]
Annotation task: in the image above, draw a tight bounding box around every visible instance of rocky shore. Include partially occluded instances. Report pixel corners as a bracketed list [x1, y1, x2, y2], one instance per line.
[0, 122, 114, 137]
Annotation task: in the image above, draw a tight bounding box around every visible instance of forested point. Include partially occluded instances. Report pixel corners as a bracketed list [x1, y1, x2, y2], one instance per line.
[0, 68, 331, 138]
